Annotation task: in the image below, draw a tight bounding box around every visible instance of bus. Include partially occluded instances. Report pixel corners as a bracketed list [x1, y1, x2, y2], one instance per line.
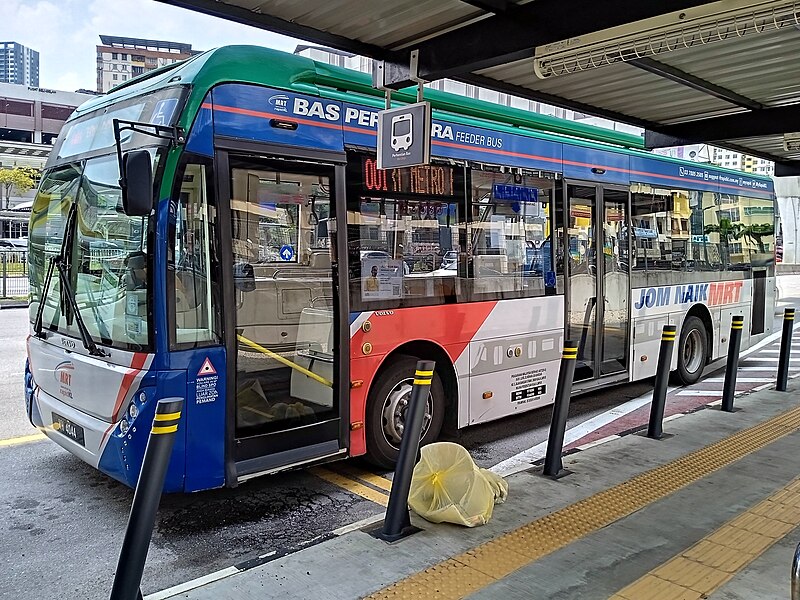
[24, 46, 777, 492]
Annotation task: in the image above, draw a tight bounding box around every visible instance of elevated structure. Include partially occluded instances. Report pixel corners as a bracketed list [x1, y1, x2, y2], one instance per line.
[156, 0, 800, 175]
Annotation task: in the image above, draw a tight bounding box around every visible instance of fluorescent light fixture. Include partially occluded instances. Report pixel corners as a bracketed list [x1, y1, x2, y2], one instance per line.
[784, 132, 800, 151]
[534, 0, 800, 79]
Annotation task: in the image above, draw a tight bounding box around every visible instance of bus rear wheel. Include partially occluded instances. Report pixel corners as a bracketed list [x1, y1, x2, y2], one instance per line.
[365, 355, 445, 470]
[674, 316, 708, 385]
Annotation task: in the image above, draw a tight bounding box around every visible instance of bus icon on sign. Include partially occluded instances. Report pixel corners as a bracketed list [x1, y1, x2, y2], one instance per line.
[390, 114, 413, 151]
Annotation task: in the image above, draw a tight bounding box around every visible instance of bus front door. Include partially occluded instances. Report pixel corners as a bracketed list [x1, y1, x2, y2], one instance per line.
[566, 184, 630, 382]
[221, 153, 347, 479]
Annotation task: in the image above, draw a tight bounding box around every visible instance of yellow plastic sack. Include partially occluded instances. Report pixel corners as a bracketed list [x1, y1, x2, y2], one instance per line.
[408, 442, 508, 527]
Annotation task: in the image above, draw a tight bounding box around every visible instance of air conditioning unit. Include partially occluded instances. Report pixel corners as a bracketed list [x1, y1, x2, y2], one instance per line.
[784, 133, 800, 152]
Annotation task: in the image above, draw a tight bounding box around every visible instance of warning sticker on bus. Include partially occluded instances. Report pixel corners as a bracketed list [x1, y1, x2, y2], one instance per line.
[196, 357, 219, 404]
[510, 367, 547, 404]
[198, 357, 217, 377]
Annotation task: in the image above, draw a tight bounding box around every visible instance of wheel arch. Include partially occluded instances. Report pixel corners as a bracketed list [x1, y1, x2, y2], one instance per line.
[683, 303, 714, 363]
[370, 340, 459, 432]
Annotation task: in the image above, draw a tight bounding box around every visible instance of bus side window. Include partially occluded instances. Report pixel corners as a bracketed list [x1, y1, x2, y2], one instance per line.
[172, 162, 220, 346]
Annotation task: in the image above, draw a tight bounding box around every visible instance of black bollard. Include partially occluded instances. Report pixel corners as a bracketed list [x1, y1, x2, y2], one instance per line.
[777, 308, 795, 392]
[377, 360, 435, 542]
[722, 316, 744, 412]
[543, 341, 578, 478]
[647, 325, 677, 439]
[110, 399, 183, 600]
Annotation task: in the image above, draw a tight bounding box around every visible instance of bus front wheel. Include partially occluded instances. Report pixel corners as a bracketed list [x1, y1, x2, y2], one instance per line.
[365, 355, 445, 470]
[674, 316, 708, 385]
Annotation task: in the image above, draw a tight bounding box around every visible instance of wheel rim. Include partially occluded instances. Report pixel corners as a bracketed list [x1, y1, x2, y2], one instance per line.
[380, 378, 434, 450]
[683, 329, 704, 374]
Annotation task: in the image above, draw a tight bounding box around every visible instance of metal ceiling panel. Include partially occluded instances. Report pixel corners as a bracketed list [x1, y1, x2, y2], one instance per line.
[477, 58, 745, 124]
[653, 25, 800, 109]
[211, 0, 490, 48]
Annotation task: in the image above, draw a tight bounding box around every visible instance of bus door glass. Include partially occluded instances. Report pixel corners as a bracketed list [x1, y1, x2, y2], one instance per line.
[226, 156, 340, 466]
[566, 184, 630, 380]
[601, 188, 629, 375]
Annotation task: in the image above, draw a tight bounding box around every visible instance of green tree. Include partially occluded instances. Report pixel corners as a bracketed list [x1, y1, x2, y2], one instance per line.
[0, 166, 39, 209]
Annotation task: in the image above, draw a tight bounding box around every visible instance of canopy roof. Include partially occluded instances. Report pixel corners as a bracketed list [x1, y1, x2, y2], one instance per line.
[158, 0, 800, 175]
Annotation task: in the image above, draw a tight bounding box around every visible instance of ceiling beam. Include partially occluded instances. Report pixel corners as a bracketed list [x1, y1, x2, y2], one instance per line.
[629, 57, 764, 111]
[460, 0, 509, 13]
[464, 74, 792, 164]
[645, 104, 800, 148]
[775, 161, 800, 177]
[381, 0, 720, 87]
[459, 73, 653, 130]
[155, 0, 389, 59]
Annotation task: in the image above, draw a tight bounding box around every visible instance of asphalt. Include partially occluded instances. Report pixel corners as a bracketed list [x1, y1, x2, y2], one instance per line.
[151, 378, 800, 599]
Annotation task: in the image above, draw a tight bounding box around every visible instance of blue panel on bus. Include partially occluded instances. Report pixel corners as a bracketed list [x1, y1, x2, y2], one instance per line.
[629, 155, 775, 198]
[209, 85, 345, 152]
[185, 100, 214, 157]
[183, 347, 227, 492]
[342, 102, 563, 171]
[563, 145, 630, 184]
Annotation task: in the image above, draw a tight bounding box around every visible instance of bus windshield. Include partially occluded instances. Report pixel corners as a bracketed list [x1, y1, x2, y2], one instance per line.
[50, 86, 184, 163]
[29, 153, 155, 351]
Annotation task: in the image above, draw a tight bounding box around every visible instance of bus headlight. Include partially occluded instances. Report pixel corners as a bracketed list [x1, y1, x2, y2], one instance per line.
[128, 403, 139, 420]
[120, 419, 129, 435]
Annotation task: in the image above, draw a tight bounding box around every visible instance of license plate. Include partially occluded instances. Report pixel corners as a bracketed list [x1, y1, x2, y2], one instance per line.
[52, 412, 85, 447]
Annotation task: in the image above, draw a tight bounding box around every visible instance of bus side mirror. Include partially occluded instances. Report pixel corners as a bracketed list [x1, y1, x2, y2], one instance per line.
[233, 262, 256, 292]
[121, 150, 153, 217]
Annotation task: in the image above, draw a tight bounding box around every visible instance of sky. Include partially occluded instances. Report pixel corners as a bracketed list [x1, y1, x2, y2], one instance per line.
[7, 0, 303, 92]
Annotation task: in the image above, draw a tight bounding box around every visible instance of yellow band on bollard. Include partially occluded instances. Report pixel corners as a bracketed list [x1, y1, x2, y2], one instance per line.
[415, 370, 434, 377]
[413, 378, 432, 386]
[152, 425, 178, 435]
[562, 353, 578, 360]
[731, 325, 743, 329]
[662, 334, 676, 340]
[154, 412, 181, 422]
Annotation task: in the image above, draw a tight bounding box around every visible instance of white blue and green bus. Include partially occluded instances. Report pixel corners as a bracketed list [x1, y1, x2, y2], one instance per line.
[24, 46, 776, 492]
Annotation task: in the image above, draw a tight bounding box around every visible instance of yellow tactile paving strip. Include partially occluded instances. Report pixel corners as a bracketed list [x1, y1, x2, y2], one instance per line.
[366, 404, 800, 600]
[611, 476, 800, 599]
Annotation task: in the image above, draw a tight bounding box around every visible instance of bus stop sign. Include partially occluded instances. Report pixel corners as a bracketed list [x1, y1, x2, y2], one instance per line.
[377, 102, 431, 169]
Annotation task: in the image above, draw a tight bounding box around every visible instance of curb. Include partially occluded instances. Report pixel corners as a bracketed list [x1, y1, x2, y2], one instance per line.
[0, 302, 27, 309]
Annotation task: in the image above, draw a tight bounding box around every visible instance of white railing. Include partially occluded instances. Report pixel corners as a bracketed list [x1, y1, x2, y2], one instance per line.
[0, 250, 28, 299]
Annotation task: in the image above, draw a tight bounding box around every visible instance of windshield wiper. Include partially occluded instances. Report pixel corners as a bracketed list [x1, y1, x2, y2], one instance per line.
[33, 201, 108, 357]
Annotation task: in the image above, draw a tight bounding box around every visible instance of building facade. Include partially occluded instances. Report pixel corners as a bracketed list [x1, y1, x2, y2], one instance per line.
[0, 42, 39, 86]
[96, 35, 198, 93]
[0, 83, 94, 221]
[711, 147, 774, 175]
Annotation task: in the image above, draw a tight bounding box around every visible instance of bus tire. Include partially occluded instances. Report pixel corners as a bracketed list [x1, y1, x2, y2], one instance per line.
[674, 316, 707, 385]
[365, 354, 445, 470]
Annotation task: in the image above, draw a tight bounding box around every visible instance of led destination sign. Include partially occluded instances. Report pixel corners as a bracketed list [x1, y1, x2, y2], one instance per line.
[361, 156, 458, 197]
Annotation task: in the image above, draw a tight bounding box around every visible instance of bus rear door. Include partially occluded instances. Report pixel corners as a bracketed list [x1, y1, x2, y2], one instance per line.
[565, 183, 631, 383]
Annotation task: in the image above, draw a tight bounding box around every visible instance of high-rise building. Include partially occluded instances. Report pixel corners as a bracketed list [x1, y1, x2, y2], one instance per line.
[710, 147, 774, 175]
[0, 42, 39, 86]
[96, 35, 199, 93]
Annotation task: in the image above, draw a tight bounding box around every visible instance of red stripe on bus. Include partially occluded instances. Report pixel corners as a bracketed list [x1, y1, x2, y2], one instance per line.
[111, 353, 148, 422]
